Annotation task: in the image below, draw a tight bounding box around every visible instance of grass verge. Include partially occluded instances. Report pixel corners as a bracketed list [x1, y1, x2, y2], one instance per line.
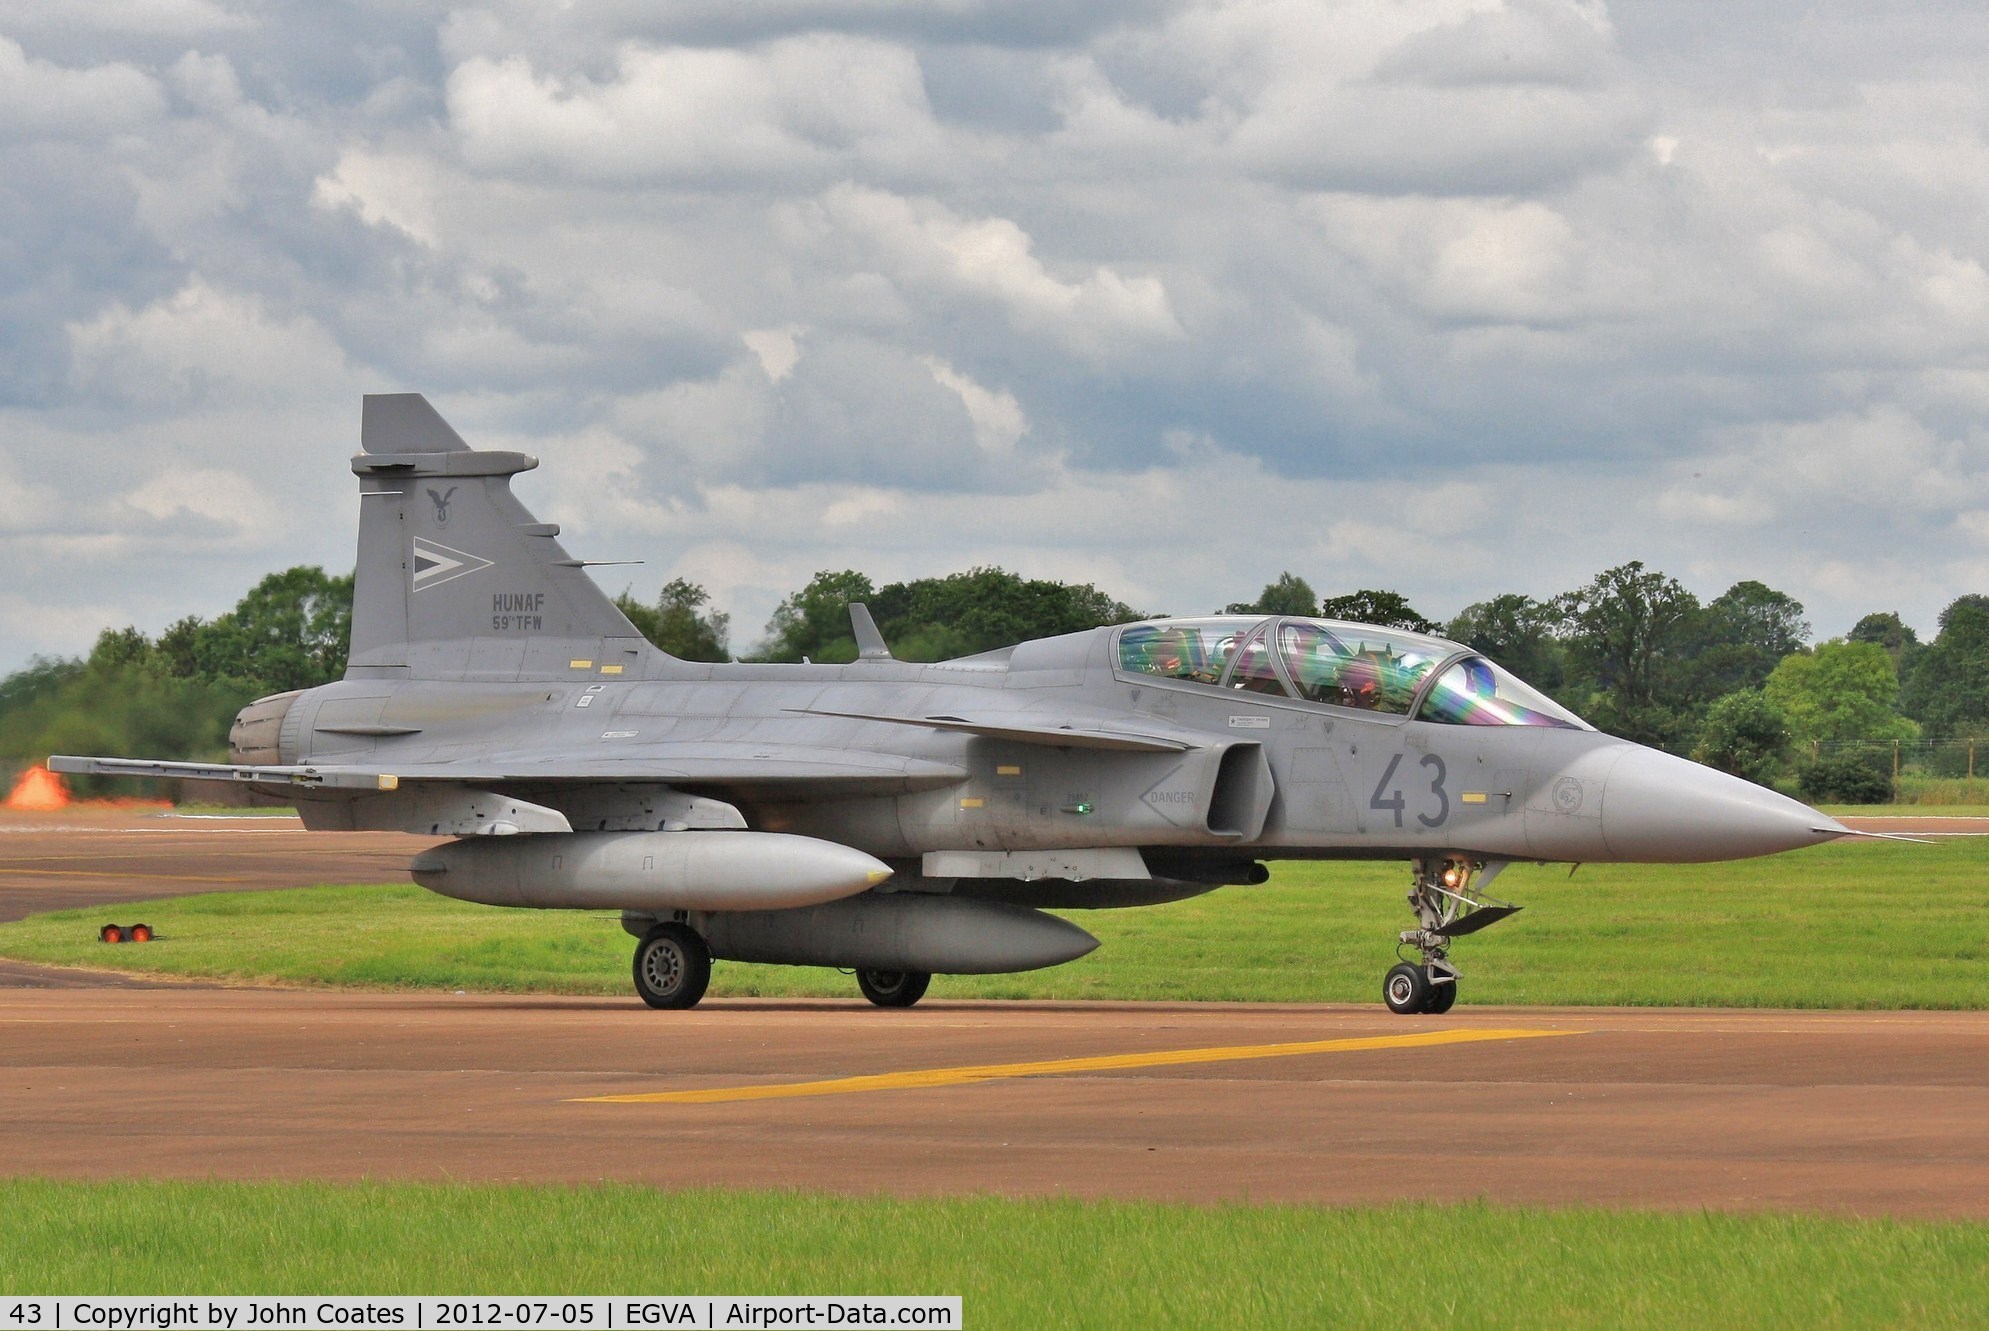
[165, 804, 300, 816]
[1820, 802, 1989, 817]
[1893, 776, 1989, 806]
[2, 837, 1984, 1006]
[4, 1180, 1987, 1328]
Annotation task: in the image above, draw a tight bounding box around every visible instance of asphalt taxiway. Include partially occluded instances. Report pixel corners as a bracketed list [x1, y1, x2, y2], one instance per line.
[2, 987, 1984, 1217]
[1, 808, 1984, 1216]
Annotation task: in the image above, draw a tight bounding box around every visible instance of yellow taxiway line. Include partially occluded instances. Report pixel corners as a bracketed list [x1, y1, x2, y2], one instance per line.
[574, 1026, 1581, 1105]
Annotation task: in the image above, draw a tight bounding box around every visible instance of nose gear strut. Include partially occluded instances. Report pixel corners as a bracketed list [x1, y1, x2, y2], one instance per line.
[1385, 857, 1523, 1015]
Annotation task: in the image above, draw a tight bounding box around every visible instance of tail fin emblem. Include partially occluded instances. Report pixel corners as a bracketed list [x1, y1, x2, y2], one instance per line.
[411, 537, 493, 591]
[426, 486, 458, 525]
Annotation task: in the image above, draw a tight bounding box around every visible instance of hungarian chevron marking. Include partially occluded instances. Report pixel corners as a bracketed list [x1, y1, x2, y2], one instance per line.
[411, 537, 493, 591]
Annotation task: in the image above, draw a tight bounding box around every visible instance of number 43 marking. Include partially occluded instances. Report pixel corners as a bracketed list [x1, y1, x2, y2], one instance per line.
[1370, 753, 1449, 829]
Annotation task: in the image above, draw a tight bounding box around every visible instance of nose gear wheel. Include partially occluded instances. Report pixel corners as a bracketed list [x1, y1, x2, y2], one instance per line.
[1385, 858, 1521, 1014]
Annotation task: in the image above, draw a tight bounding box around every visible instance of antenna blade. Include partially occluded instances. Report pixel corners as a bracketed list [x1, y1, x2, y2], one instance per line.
[849, 603, 894, 661]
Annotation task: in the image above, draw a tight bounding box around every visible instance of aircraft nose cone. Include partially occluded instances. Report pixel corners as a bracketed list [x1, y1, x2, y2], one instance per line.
[1601, 745, 1849, 863]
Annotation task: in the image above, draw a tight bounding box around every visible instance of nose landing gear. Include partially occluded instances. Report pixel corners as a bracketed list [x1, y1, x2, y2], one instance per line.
[1384, 857, 1521, 1015]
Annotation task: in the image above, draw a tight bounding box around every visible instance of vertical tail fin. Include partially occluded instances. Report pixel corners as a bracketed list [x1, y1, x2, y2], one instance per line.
[348, 394, 651, 680]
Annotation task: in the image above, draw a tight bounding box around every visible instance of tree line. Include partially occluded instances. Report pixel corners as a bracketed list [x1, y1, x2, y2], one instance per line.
[1221, 566, 1979, 800]
[0, 567, 353, 790]
[5, 560, 1985, 804]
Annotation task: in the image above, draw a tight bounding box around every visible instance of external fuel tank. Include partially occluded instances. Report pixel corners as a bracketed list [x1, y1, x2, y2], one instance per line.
[410, 830, 892, 912]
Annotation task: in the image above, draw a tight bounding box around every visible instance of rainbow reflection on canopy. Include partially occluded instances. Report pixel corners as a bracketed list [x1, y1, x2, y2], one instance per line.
[1115, 617, 1589, 729]
[1418, 656, 1587, 729]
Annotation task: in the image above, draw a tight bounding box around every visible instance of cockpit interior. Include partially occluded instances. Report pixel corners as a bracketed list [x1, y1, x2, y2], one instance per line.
[1114, 617, 1589, 729]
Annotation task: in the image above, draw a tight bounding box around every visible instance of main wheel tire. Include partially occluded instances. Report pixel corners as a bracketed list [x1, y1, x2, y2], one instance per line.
[632, 923, 711, 1010]
[1422, 977, 1457, 1014]
[1383, 962, 1431, 1015]
[856, 969, 932, 1008]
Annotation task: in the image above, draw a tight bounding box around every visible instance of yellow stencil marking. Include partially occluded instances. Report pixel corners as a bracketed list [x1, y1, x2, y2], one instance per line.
[1461, 792, 1488, 805]
[958, 798, 984, 809]
[569, 659, 593, 669]
[574, 1027, 1578, 1105]
[600, 664, 624, 675]
[996, 765, 1022, 777]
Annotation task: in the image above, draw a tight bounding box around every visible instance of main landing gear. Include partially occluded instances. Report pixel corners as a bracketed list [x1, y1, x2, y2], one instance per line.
[1384, 857, 1522, 1015]
[633, 922, 711, 1009]
[624, 919, 935, 1010]
[855, 969, 932, 1008]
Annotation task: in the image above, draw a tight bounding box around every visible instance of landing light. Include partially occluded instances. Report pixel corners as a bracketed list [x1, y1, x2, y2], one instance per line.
[1441, 865, 1466, 890]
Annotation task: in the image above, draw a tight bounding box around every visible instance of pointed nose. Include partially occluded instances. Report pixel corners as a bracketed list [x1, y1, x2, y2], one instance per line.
[1601, 745, 1849, 863]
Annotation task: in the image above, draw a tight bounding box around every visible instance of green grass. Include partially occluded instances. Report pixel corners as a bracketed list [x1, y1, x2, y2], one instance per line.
[1820, 802, 1989, 817]
[1813, 776, 1989, 809]
[165, 804, 300, 816]
[4, 836, 1985, 1007]
[3, 1180, 1985, 1328]
[1894, 775, 1989, 806]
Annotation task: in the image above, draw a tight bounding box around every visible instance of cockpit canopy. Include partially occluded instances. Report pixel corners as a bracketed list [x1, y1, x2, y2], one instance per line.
[1114, 617, 1589, 729]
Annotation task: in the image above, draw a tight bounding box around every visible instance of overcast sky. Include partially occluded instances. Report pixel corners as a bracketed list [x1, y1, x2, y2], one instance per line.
[4, 0, 1987, 672]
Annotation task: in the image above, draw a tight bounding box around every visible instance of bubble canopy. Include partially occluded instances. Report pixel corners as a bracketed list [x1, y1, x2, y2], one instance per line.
[1113, 617, 1590, 730]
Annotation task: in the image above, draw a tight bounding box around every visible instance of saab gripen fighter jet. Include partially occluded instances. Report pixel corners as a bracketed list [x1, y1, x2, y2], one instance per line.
[54, 395, 1855, 1014]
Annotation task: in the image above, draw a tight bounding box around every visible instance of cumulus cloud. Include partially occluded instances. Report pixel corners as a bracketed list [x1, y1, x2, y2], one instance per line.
[1305, 194, 1598, 325]
[742, 325, 805, 382]
[808, 184, 1183, 355]
[0, 450, 59, 532]
[1055, 0, 1650, 193]
[312, 149, 440, 245]
[922, 357, 1027, 455]
[0, 36, 165, 139]
[5, 0, 249, 39]
[118, 466, 281, 547]
[1669, 409, 1982, 523]
[0, 591, 134, 661]
[6, 0, 1989, 670]
[166, 48, 242, 114]
[66, 279, 353, 409]
[446, 35, 956, 183]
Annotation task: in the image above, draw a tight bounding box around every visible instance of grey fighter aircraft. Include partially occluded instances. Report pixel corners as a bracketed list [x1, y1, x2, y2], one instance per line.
[53, 394, 1856, 1014]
